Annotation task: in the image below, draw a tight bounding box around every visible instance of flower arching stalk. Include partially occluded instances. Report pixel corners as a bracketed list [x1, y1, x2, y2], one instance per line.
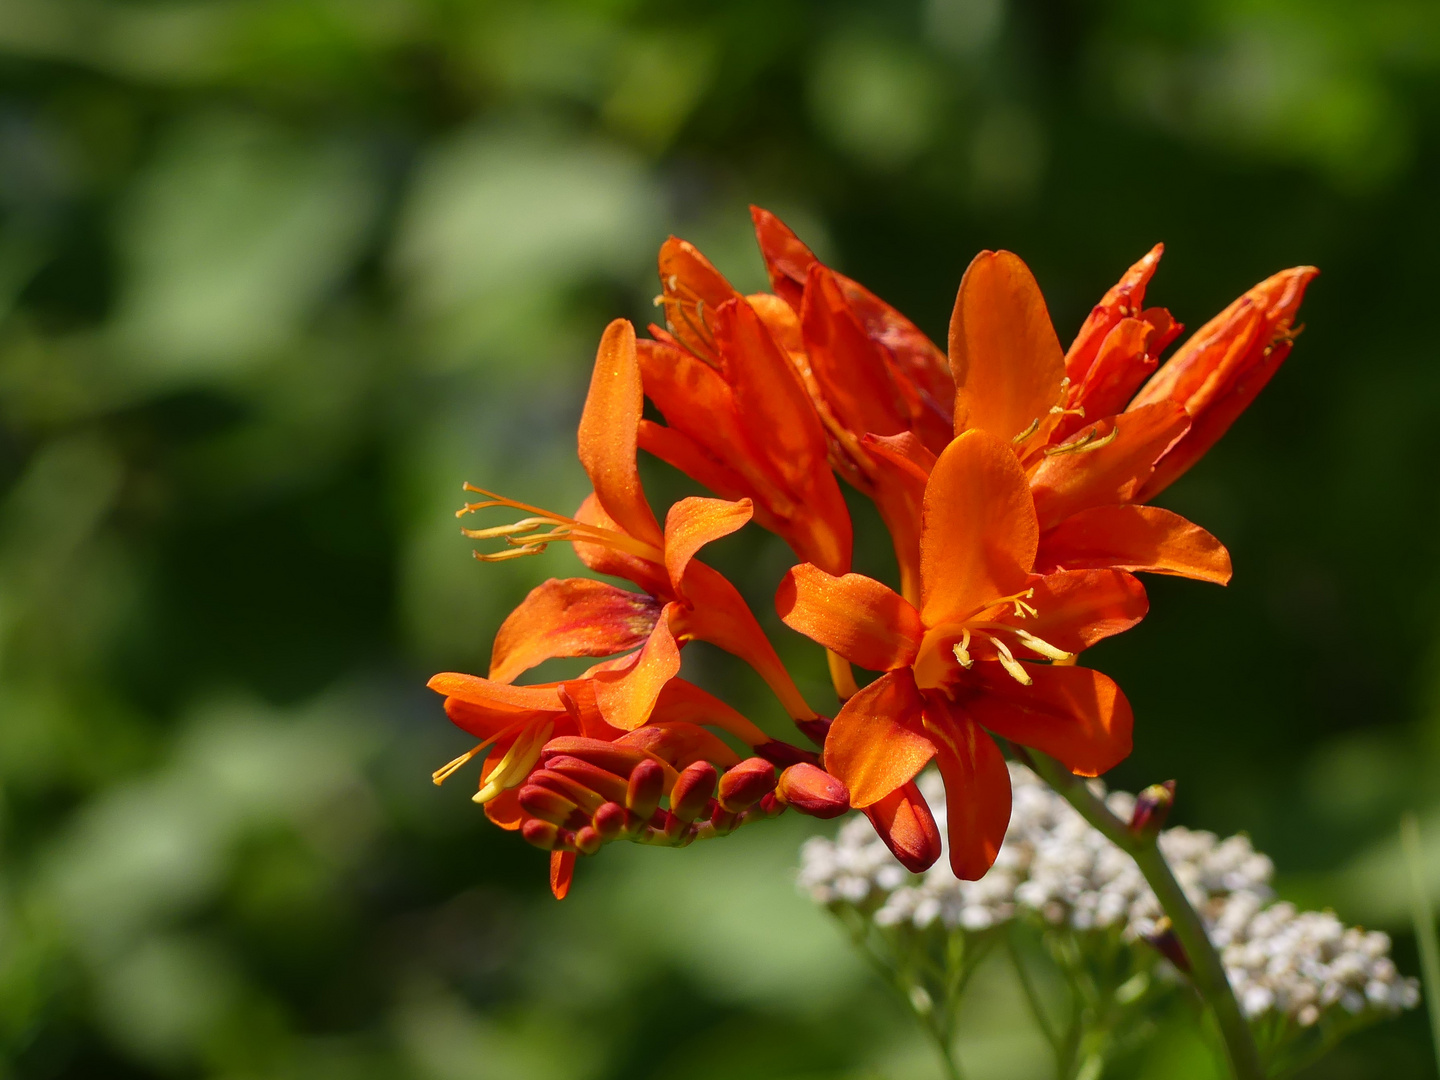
[1018, 748, 1265, 1080]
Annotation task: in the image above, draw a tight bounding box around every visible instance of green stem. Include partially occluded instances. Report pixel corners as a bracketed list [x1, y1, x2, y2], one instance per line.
[1401, 813, 1440, 1079]
[1007, 931, 1063, 1061]
[1024, 751, 1265, 1080]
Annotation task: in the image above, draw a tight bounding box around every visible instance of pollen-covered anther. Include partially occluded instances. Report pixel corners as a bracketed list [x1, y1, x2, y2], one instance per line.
[1008, 628, 1073, 663]
[1043, 425, 1120, 457]
[953, 629, 974, 670]
[991, 638, 1033, 686]
[472, 719, 554, 804]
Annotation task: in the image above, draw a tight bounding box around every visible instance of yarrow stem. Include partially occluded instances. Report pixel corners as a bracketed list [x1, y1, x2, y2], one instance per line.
[1020, 750, 1266, 1080]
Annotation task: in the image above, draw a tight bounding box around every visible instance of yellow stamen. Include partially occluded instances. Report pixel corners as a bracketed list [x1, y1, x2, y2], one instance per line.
[1009, 628, 1074, 663]
[953, 629, 974, 670]
[992, 638, 1033, 686]
[432, 713, 536, 786]
[1043, 425, 1120, 457]
[458, 483, 663, 564]
[1011, 417, 1041, 444]
[473, 720, 554, 804]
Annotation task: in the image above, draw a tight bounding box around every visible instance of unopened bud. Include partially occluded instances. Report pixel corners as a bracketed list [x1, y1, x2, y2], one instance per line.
[574, 825, 603, 855]
[1129, 780, 1176, 840]
[529, 769, 604, 814]
[718, 757, 777, 812]
[541, 737, 647, 777]
[865, 780, 942, 873]
[592, 801, 630, 841]
[670, 761, 717, 822]
[517, 785, 587, 829]
[521, 818, 560, 850]
[545, 755, 629, 804]
[758, 792, 783, 816]
[1142, 917, 1190, 972]
[626, 758, 665, 818]
[776, 763, 850, 818]
[753, 740, 815, 768]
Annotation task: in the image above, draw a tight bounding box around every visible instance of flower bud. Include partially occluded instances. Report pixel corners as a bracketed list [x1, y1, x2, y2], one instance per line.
[717, 757, 777, 812]
[670, 761, 718, 822]
[574, 825, 603, 855]
[529, 769, 604, 814]
[1129, 779, 1176, 840]
[521, 818, 561, 850]
[776, 763, 851, 818]
[544, 755, 630, 804]
[794, 716, 832, 748]
[864, 780, 942, 873]
[541, 737, 648, 778]
[626, 758, 665, 818]
[592, 801, 630, 841]
[517, 785, 587, 829]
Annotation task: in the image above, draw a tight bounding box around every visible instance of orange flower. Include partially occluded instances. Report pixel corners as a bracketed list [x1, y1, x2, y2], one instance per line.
[638, 236, 853, 575]
[777, 429, 1144, 879]
[950, 248, 1316, 581]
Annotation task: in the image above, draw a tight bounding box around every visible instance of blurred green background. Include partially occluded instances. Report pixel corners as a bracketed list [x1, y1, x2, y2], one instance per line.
[1, 0, 1439, 1077]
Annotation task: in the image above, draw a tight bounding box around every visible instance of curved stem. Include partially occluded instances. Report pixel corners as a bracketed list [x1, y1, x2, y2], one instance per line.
[1022, 751, 1265, 1080]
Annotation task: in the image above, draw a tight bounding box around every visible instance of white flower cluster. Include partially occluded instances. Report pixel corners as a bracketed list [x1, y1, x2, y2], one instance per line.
[797, 764, 1419, 1030]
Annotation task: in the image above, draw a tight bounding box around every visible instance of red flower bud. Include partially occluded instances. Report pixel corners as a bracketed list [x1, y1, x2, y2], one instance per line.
[1143, 916, 1190, 973]
[529, 769, 604, 814]
[626, 758, 665, 818]
[670, 761, 718, 822]
[592, 801, 631, 841]
[717, 757, 777, 812]
[518, 785, 587, 829]
[544, 755, 630, 804]
[864, 779, 942, 873]
[521, 818, 561, 850]
[776, 763, 851, 818]
[541, 737, 649, 778]
[1129, 779, 1176, 840]
[574, 826, 603, 855]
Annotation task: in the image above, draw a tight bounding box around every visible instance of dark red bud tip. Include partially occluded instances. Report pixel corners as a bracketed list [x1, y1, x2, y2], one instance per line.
[521, 818, 561, 850]
[1129, 779, 1177, 840]
[626, 759, 665, 818]
[758, 792, 784, 816]
[545, 755, 630, 805]
[776, 763, 851, 818]
[865, 781, 942, 873]
[1143, 917, 1190, 972]
[530, 769, 605, 814]
[592, 801, 629, 841]
[670, 761, 718, 822]
[718, 757, 777, 812]
[574, 826, 603, 855]
[541, 737, 647, 778]
[753, 740, 818, 769]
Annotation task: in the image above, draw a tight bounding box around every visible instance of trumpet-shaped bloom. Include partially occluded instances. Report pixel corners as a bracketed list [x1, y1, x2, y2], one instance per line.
[640, 236, 853, 575]
[778, 430, 1143, 879]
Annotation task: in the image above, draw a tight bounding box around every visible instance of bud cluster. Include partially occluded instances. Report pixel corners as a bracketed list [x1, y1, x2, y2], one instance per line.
[799, 764, 1418, 1045]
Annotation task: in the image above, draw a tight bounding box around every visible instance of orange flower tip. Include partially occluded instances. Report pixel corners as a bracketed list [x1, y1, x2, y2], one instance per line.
[591, 801, 631, 841]
[669, 760, 718, 822]
[550, 850, 576, 900]
[574, 826, 603, 856]
[1129, 779, 1177, 841]
[776, 763, 851, 819]
[625, 759, 666, 818]
[717, 757, 778, 812]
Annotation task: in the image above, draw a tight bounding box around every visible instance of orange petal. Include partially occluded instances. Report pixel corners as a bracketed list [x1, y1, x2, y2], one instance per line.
[920, 699, 1011, 881]
[673, 560, 817, 722]
[577, 319, 664, 550]
[1064, 243, 1164, 387]
[429, 672, 564, 713]
[550, 850, 576, 899]
[483, 783, 524, 831]
[949, 250, 1065, 442]
[657, 236, 743, 365]
[822, 670, 934, 808]
[958, 661, 1134, 778]
[801, 264, 910, 442]
[443, 697, 549, 741]
[650, 677, 774, 749]
[590, 609, 682, 732]
[751, 205, 818, 311]
[920, 429, 1038, 626]
[862, 779, 943, 872]
[488, 578, 663, 684]
[775, 564, 923, 672]
[638, 420, 765, 512]
[1131, 266, 1317, 420]
[862, 433, 935, 605]
[1030, 401, 1191, 531]
[1065, 318, 1158, 432]
[1015, 569, 1149, 655]
[570, 493, 671, 597]
[1035, 504, 1233, 584]
[663, 496, 753, 595]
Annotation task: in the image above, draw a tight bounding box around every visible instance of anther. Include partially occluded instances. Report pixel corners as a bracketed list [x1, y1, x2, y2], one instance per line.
[953, 629, 974, 669]
[992, 638, 1033, 686]
[1012, 417, 1041, 444]
[1009, 628, 1074, 662]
